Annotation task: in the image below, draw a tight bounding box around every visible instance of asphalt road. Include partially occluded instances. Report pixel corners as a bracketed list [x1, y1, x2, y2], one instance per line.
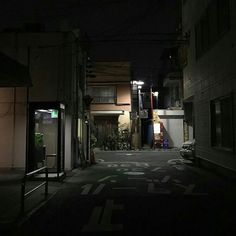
[9, 151, 236, 235]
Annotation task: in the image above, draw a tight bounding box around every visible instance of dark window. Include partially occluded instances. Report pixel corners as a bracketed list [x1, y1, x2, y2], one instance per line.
[208, 0, 218, 45]
[202, 13, 209, 52]
[195, 21, 203, 58]
[88, 86, 116, 103]
[195, 0, 230, 59]
[218, 0, 230, 36]
[211, 94, 234, 151]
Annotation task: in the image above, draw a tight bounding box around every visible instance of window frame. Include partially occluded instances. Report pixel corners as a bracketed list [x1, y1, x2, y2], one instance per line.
[88, 86, 116, 104]
[195, 0, 230, 60]
[210, 94, 234, 152]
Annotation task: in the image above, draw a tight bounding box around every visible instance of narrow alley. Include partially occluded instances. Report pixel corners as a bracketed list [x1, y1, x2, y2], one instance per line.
[5, 150, 236, 236]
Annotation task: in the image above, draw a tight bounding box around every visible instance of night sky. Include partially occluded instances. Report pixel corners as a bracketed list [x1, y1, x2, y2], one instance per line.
[0, 0, 181, 87]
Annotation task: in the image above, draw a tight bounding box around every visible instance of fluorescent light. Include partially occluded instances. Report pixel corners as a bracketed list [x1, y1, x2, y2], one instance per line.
[131, 80, 144, 85]
[153, 92, 159, 97]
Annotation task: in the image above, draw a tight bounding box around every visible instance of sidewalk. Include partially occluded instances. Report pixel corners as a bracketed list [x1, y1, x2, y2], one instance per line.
[0, 168, 63, 232]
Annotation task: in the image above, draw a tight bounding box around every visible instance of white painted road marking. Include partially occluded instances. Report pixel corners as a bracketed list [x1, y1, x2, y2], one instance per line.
[151, 167, 162, 172]
[93, 184, 106, 195]
[81, 184, 106, 195]
[148, 183, 171, 194]
[123, 172, 145, 175]
[161, 175, 171, 183]
[82, 200, 124, 232]
[105, 162, 149, 168]
[98, 175, 117, 182]
[81, 184, 92, 195]
[147, 179, 159, 183]
[174, 165, 185, 171]
[116, 168, 129, 172]
[146, 176, 170, 183]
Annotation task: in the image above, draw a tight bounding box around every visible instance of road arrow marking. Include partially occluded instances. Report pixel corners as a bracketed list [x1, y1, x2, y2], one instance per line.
[93, 184, 106, 195]
[148, 183, 171, 194]
[161, 175, 171, 183]
[81, 184, 106, 195]
[81, 184, 93, 195]
[116, 168, 129, 172]
[82, 200, 124, 232]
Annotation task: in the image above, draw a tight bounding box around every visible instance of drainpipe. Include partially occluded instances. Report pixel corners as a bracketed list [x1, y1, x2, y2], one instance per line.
[150, 85, 154, 149]
[11, 87, 16, 169]
[25, 46, 30, 174]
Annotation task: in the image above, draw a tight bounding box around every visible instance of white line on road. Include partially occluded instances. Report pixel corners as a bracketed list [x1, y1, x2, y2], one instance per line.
[161, 175, 171, 183]
[116, 168, 129, 172]
[148, 183, 171, 194]
[81, 184, 93, 195]
[174, 165, 185, 171]
[128, 177, 146, 180]
[93, 184, 106, 195]
[98, 175, 117, 182]
[82, 200, 124, 232]
[151, 167, 162, 172]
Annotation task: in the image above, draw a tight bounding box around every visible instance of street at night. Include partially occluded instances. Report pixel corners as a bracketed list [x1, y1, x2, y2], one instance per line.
[0, 1, 236, 235]
[3, 150, 235, 235]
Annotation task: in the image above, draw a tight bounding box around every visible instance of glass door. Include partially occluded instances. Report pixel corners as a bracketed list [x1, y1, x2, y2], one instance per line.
[28, 102, 65, 178]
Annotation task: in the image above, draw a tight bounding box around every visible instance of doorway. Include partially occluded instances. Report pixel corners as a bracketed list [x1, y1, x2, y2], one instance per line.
[94, 115, 118, 149]
[28, 102, 65, 178]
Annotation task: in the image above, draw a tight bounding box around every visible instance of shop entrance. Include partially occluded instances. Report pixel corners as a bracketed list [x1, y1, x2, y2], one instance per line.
[28, 102, 65, 179]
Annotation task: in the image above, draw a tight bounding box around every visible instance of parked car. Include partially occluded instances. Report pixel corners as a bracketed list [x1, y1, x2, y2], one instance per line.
[179, 139, 195, 160]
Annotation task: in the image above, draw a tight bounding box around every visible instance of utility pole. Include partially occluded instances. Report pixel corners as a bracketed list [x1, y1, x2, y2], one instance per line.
[150, 85, 155, 149]
[138, 87, 142, 149]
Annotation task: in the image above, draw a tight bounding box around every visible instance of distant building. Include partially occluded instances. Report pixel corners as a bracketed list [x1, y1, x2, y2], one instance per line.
[182, 0, 236, 175]
[87, 61, 132, 149]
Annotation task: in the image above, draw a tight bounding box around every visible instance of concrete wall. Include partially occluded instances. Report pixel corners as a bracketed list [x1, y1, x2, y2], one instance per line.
[116, 85, 131, 105]
[0, 88, 26, 168]
[182, 0, 236, 171]
[0, 32, 86, 170]
[156, 109, 184, 148]
[118, 111, 131, 131]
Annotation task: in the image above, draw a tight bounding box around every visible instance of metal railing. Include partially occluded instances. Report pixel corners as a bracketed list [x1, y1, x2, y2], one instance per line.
[21, 166, 48, 213]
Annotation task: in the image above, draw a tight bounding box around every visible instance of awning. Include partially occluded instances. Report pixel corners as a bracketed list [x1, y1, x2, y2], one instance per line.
[0, 52, 32, 87]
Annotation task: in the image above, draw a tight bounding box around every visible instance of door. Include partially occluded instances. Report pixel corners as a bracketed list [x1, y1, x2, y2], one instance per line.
[94, 115, 118, 148]
[28, 102, 65, 175]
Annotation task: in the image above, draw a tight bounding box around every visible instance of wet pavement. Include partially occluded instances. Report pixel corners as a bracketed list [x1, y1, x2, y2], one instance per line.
[2, 150, 236, 235]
